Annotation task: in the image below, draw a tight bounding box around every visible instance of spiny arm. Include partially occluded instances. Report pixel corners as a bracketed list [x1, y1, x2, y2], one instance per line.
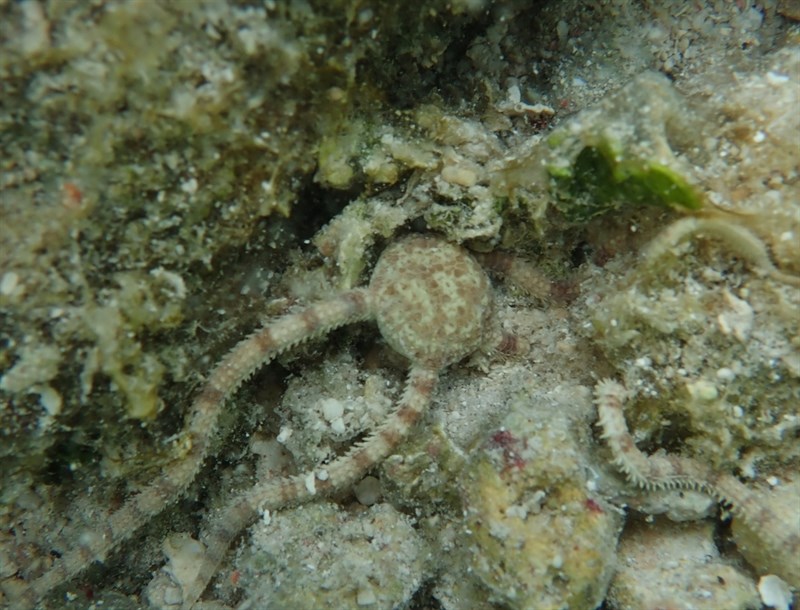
[6, 289, 373, 610]
[594, 378, 800, 587]
[177, 364, 439, 610]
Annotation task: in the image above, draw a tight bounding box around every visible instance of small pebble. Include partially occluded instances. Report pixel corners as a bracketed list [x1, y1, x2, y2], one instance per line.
[354, 475, 382, 506]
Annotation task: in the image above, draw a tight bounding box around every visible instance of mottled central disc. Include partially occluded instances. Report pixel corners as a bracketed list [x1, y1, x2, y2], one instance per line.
[369, 235, 492, 368]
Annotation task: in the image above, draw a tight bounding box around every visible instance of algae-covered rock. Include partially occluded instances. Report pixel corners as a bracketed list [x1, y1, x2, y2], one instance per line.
[460, 389, 622, 610]
[731, 477, 800, 589]
[544, 72, 704, 222]
[608, 519, 760, 610]
[583, 234, 800, 474]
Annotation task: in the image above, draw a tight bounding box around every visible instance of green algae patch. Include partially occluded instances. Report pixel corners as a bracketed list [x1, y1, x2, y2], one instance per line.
[544, 72, 705, 224]
[556, 143, 702, 222]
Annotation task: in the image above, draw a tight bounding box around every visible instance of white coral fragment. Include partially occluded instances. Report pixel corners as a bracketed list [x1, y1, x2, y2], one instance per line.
[716, 289, 754, 342]
[758, 574, 792, 610]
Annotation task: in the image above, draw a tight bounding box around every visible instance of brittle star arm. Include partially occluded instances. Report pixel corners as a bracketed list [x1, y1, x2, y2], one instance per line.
[8, 289, 374, 610]
[177, 364, 439, 610]
[471, 250, 552, 301]
[594, 379, 800, 587]
[643, 216, 800, 287]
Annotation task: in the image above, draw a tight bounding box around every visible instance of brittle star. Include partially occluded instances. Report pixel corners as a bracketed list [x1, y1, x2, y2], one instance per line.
[8, 234, 539, 609]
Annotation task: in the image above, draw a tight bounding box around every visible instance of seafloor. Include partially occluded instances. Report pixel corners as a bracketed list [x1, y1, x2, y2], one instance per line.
[1, 1, 798, 609]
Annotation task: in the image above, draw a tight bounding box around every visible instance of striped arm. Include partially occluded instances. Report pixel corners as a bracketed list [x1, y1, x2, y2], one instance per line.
[9, 288, 373, 610]
[471, 250, 552, 302]
[594, 378, 800, 588]
[178, 364, 439, 609]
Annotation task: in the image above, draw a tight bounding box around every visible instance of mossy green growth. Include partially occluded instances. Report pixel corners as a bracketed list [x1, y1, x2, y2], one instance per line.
[553, 143, 702, 222]
[543, 72, 705, 224]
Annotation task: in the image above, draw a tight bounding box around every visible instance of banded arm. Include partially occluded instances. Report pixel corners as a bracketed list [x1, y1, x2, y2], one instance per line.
[6, 289, 373, 610]
[594, 379, 800, 588]
[178, 364, 439, 609]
